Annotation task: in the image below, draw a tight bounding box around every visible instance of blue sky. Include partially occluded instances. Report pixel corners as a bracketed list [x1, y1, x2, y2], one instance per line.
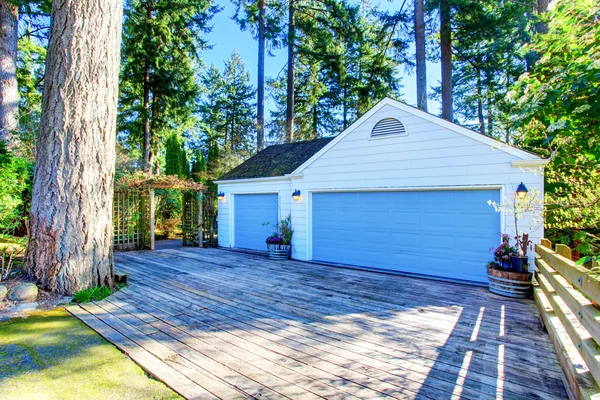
[202, 0, 442, 125]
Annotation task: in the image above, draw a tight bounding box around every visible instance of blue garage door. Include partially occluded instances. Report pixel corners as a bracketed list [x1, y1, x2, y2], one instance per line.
[312, 190, 500, 283]
[234, 193, 279, 251]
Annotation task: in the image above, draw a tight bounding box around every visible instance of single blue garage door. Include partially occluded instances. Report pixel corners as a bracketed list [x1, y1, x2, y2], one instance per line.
[234, 193, 279, 251]
[312, 190, 500, 283]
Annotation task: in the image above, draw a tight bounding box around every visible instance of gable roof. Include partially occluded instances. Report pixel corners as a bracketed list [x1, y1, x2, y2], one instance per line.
[218, 137, 334, 181]
[291, 97, 546, 175]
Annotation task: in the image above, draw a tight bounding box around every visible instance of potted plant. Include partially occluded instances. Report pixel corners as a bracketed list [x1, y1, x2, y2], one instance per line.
[265, 214, 293, 260]
[486, 182, 543, 298]
[512, 232, 532, 273]
[492, 234, 519, 270]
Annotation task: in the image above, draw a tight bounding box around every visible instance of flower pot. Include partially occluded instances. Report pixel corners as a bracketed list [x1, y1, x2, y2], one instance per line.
[268, 244, 291, 260]
[501, 261, 512, 270]
[511, 255, 528, 273]
[487, 266, 532, 298]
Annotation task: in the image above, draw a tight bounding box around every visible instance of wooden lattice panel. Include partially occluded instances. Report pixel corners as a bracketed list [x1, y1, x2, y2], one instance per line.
[182, 190, 202, 247]
[113, 190, 151, 251]
[203, 192, 218, 246]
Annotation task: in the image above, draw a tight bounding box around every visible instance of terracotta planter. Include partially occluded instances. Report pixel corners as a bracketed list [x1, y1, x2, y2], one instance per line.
[267, 244, 291, 260]
[487, 266, 532, 299]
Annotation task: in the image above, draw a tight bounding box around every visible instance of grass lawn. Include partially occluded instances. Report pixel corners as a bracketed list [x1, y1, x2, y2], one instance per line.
[0, 309, 180, 400]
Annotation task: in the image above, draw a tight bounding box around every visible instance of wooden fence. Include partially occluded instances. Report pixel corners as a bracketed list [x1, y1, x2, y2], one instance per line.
[534, 240, 600, 400]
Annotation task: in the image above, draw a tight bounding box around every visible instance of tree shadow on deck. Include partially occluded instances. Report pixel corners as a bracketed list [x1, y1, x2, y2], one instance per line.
[109, 247, 567, 399]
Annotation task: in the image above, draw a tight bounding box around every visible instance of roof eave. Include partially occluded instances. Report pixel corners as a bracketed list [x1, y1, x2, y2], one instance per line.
[215, 173, 302, 185]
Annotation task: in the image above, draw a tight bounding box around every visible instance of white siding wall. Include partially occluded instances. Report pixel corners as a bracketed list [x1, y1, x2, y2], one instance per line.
[218, 103, 545, 269]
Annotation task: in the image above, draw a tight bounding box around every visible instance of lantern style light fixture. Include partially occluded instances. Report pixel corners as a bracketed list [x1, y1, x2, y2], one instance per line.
[292, 189, 301, 201]
[218, 192, 225, 201]
[515, 182, 528, 199]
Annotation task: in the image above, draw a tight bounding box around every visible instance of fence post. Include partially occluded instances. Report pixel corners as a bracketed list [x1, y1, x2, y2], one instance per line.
[555, 243, 573, 260]
[197, 191, 204, 248]
[149, 188, 155, 250]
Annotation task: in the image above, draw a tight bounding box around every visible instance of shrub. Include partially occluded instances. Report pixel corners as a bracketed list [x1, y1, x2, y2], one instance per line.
[0, 143, 33, 234]
[264, 214, 294, 245]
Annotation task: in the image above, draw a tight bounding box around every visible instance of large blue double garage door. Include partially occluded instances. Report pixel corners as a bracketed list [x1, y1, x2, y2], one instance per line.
[311, 190, 500, 283]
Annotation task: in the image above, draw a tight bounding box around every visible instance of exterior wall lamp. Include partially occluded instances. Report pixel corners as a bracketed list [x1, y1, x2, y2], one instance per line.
[515, 182, 528, 199]
[218, 192, 225, 201]
[292, 190, 301, 201]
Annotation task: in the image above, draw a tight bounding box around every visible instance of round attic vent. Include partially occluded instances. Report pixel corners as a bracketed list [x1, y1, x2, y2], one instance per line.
[371, 118, 407, 138]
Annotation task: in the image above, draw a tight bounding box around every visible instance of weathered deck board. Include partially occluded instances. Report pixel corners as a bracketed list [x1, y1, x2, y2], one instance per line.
[69, 247, 568, 399]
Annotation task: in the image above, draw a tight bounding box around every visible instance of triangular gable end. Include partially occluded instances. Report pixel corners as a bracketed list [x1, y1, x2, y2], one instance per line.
[291, 97, 542, 176]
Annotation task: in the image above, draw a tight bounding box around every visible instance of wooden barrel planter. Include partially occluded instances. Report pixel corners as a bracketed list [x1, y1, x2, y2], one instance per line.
[487, 266, 532, 298]
[268, 244, 291, 260]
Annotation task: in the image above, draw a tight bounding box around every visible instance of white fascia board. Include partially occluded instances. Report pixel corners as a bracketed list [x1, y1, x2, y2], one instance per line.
[214, 174, 301, 185]
[511, 159, 551, 168]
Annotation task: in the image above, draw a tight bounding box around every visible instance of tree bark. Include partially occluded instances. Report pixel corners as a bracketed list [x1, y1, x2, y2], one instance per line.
[285, 0, 295, 143]
[414, 0, 427, 111]
[142, 0, 152, 171]
[439, 0, 453, 121]
[256, 0, 266, 151]
[486, 71, 493, 136]
[26, 0, 123, 295]
[0, 0, 18, 146]
[477, 70, 485, 135]
[535, 0, 552, 35]
[527, 0, 553, 71]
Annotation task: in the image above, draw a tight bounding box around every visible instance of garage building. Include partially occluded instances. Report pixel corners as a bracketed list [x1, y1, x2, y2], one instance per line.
[216, 98, 547, 284]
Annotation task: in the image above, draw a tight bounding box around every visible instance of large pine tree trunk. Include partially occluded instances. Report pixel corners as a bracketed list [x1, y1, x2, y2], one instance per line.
[285, 0, 295, 143]
[439, 0, 453, 121]
[26, 0, 123, 295]
[0, 0, 18, 145]
[256, 0, 266, 151]
[414, 0, 427, 111]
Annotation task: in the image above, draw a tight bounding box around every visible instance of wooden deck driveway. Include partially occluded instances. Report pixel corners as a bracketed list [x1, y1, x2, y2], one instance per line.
[68, 247, 567, 399]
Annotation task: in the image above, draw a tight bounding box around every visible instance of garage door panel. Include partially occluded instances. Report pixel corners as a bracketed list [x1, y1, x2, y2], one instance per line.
[312, 190, 500, 283]
[234, 193, 278, 251]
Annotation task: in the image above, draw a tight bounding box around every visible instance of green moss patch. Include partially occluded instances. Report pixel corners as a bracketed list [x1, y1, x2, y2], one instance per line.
[0, 309, 180, 400]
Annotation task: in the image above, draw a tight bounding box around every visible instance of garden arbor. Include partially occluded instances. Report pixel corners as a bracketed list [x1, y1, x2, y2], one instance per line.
[112, 174, 206, 251]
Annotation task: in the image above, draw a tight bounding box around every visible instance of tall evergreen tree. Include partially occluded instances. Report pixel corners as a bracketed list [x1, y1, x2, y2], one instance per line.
[439, 0, 453, 121]
[268, 0, 405, 141]
[233, 0, 284, 150]
[118, 0, 218, 172]
[164, 133, 190, 178]
[414, 0, 427, 111]
[447, 0, 532, 139]
[222, 52, 256, 154]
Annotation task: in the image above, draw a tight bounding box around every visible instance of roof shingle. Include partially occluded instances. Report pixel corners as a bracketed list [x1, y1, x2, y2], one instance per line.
[218, 137, 334, 181]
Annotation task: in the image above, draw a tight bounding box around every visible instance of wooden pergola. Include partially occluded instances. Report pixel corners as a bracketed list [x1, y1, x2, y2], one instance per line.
[112, 173, 206, 251]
